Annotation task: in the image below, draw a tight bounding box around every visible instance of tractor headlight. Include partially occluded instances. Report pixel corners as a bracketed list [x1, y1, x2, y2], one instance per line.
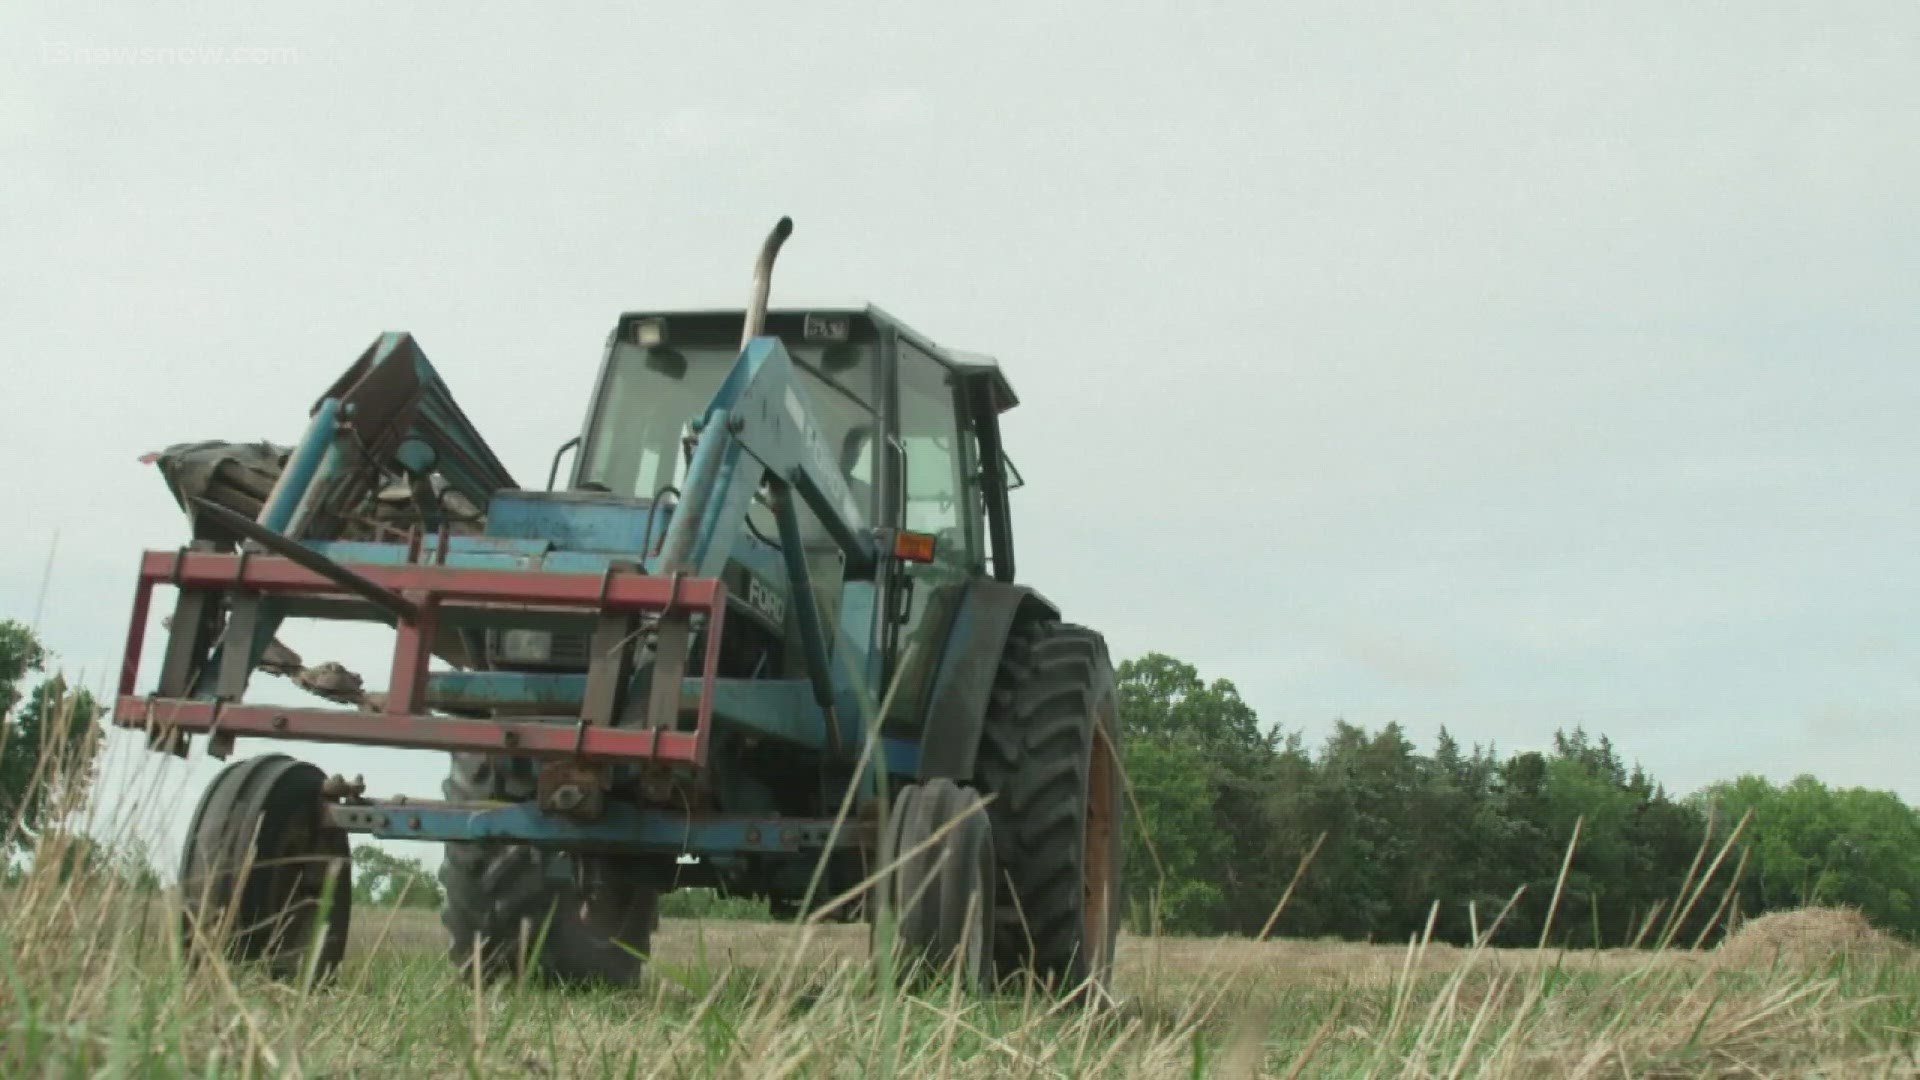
[498, 629, 553, 665]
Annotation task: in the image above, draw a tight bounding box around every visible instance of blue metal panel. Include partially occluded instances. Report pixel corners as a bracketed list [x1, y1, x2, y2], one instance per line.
[330, 800, 861, 857]
[442, 536, 556, 556]
[771, 490, 838, 733]
[831, 581, 878, 749]
[426, 671, 586, 710]
[305, 541, 611, 576]
[837, 581, 876, 668]
[315, 536, 550, 563]
[882, 737, 920, 779]
[486, 490, 669, 554]
[699, 678, 828, 746]
[423, 674, 832, 748]
[308, 534, 786, 579]
[728, 542, 790, 599]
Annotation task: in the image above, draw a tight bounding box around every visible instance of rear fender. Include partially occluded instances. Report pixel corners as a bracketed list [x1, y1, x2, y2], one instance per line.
[914, 580, 1057, 782]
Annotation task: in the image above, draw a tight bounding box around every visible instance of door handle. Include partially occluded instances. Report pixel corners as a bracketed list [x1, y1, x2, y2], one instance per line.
[893, 575, 915, 623]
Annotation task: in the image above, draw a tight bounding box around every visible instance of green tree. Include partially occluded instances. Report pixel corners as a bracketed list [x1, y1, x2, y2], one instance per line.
[351, 844, 445, 907]
[0, 620, 105, 855]
[1118, 734, 1227, 931]
[1424, 730, 1513, 941]
[1116, 653, 1289, 933]
[1536, 749, 1646, 946]
[1100, 648, 1913, 948]
[1270, 721, 1410, 940]
[1699, 774, 1920, 939]
[0, 621, 47, 714]
[1258, 721, 1710, 948]
[1445, 728, 1710, 948]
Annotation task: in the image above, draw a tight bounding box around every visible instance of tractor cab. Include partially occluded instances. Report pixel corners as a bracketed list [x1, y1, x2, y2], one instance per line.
[508, 306, 1024, 738]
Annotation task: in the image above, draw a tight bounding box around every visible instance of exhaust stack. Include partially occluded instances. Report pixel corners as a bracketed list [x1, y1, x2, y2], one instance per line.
[742, 216, 794, 349]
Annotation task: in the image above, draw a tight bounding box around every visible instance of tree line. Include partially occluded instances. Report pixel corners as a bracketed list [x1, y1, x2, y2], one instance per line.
[1116, 653, 1920, 947]
[4, 619, 1915, 946]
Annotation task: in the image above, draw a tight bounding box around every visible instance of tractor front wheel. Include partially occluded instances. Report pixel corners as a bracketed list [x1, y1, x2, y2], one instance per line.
[177, 753, 352, 983]
[872, 778, 996, 991]
[973, 618, 1125, 1000]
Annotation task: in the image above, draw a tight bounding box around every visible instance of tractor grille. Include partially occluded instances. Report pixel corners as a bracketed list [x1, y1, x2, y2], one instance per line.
[484, 628, 594, 671]
[548, 631, 590, 667]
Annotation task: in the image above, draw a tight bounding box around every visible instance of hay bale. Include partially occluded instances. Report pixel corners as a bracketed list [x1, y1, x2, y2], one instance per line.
[1714, 906, 1910, 969]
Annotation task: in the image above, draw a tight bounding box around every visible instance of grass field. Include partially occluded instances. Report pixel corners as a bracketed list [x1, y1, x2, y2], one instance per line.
[4, 858, 1918, 1078]
[4, 707, 1916, 1076]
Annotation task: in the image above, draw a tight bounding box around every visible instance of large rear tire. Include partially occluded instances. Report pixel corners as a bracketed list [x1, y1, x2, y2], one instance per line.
[438, 753, 656, 986]
[973, 619, 1124, 1000]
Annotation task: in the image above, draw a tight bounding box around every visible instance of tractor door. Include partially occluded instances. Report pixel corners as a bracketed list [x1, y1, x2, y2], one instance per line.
[881, 338, 986, 731]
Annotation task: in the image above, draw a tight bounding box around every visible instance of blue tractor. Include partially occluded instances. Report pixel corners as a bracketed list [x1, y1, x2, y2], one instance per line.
[119, 218, 1125, 998]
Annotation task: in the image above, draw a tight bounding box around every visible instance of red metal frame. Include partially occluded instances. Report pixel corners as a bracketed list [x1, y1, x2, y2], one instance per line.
[113, 548, 729, 767]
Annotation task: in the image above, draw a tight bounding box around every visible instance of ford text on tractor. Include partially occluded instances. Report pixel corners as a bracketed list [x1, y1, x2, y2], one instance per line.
[116, 218, 1124, 999]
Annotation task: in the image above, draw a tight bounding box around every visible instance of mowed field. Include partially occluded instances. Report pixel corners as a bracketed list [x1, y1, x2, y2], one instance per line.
[6, 870, 1918, 1078]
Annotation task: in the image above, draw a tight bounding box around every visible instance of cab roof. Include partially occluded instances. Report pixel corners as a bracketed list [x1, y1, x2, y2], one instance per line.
[612, 305, 1020, 414]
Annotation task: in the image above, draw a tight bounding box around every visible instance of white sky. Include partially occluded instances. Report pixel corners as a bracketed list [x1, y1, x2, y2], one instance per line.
[3, 3, 1917, 870]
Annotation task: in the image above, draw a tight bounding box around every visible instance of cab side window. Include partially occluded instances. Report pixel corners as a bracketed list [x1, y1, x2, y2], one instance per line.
[896, 345, 973, 564]
[885, 342, 977, 730]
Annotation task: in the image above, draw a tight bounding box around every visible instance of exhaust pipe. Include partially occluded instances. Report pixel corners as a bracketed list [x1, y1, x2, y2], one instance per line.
[742, 216, 794, 350]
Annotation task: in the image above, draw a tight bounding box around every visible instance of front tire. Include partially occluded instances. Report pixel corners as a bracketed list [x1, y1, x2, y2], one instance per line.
[872, 778, 996, 991]
[177, 753, 352, 983]
[973, 619, 1125, 999]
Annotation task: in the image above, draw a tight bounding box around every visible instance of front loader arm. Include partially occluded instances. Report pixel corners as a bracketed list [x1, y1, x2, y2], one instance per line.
[655, 335, 874, 578]
[646, 334, 879, 752]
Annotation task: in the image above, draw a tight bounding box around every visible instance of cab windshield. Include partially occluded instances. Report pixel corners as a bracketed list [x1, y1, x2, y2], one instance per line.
[577, 340, 877, 529]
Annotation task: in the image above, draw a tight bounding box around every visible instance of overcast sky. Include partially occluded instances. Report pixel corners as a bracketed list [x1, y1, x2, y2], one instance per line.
[4, 3, 1917, 868]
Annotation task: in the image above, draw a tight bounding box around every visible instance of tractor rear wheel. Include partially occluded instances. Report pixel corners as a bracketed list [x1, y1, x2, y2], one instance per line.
[177, 753, 352, 983]
[973, 618, 1125, 1000]
[438, 753, 657, 986]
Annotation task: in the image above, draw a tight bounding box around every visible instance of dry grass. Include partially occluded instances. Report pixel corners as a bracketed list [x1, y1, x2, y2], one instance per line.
[4, 701, 1919, 1075]
[1714, 906, 1910, 971]
[4, 859, 1918, 1078]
